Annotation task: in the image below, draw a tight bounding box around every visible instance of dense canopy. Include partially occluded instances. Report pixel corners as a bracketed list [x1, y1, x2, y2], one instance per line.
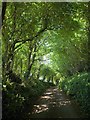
[2, 2, 90, 119]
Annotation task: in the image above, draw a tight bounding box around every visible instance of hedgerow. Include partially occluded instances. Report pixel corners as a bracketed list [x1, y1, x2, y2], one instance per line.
[59, 72, 90, 116]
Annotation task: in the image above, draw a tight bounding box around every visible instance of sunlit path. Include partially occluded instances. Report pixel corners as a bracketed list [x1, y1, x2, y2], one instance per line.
[2, 2, 90, 119]
[29, 87, 84, 118]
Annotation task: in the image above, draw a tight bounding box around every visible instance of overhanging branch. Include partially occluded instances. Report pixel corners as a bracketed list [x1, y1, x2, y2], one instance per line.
[14, 26, 47, 50]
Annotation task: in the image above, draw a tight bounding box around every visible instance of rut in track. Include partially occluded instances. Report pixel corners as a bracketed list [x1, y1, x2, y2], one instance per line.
[29, 87, 85, 118]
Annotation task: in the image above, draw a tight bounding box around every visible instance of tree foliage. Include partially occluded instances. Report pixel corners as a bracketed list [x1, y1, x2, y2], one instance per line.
[2, 2, 90, 119]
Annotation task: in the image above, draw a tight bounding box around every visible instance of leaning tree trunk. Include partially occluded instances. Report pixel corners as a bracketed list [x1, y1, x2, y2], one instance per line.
[24, 43, 37, 80]
[2, 3, 17, 81]
[0, 2, 7, 28]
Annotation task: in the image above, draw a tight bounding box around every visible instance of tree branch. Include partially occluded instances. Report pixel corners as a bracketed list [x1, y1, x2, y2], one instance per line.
[14, 26, 47, 49]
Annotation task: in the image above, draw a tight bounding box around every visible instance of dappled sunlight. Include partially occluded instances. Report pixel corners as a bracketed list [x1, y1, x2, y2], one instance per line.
[44, 92, 53, 95]
[40, 92, 53, 100]
[31, 87, 71, 116]
[41, 96, 52, 100]
[49, 99, 71, 107]
[30, 87, 84, 118]
[2, 1, 89, 119]
[59, 100, 71, 106]
[59, 89, 63, 92]
[53, 88, 58, 92]
[32, 104, 49, 114]
[49, 101, 57, 107]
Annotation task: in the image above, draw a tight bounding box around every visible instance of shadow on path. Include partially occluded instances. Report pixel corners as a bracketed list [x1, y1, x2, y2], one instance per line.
[29, 87, 86, 118]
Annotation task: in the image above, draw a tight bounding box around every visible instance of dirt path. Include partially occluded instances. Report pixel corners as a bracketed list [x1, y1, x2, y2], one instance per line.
[29, 86, 86, 118]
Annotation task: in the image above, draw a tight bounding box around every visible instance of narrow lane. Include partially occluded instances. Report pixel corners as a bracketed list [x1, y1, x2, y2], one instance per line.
[29, 87, 85, 118]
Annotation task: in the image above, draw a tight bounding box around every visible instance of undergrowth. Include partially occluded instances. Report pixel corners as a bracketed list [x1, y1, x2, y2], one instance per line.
[2, 79, 50, 119]
[59, 72, 90, 117]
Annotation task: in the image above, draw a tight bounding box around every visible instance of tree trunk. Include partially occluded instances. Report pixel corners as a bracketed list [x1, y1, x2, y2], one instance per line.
[36, 64, 42, 80]
[43, 75, 46, 81]
[0, 2, 7, 28]
[24, 43, 37, 80]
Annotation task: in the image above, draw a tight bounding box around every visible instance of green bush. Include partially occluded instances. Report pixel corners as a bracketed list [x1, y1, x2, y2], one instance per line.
[59, 72, 90, 115]
[2, 79, 50, 119]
